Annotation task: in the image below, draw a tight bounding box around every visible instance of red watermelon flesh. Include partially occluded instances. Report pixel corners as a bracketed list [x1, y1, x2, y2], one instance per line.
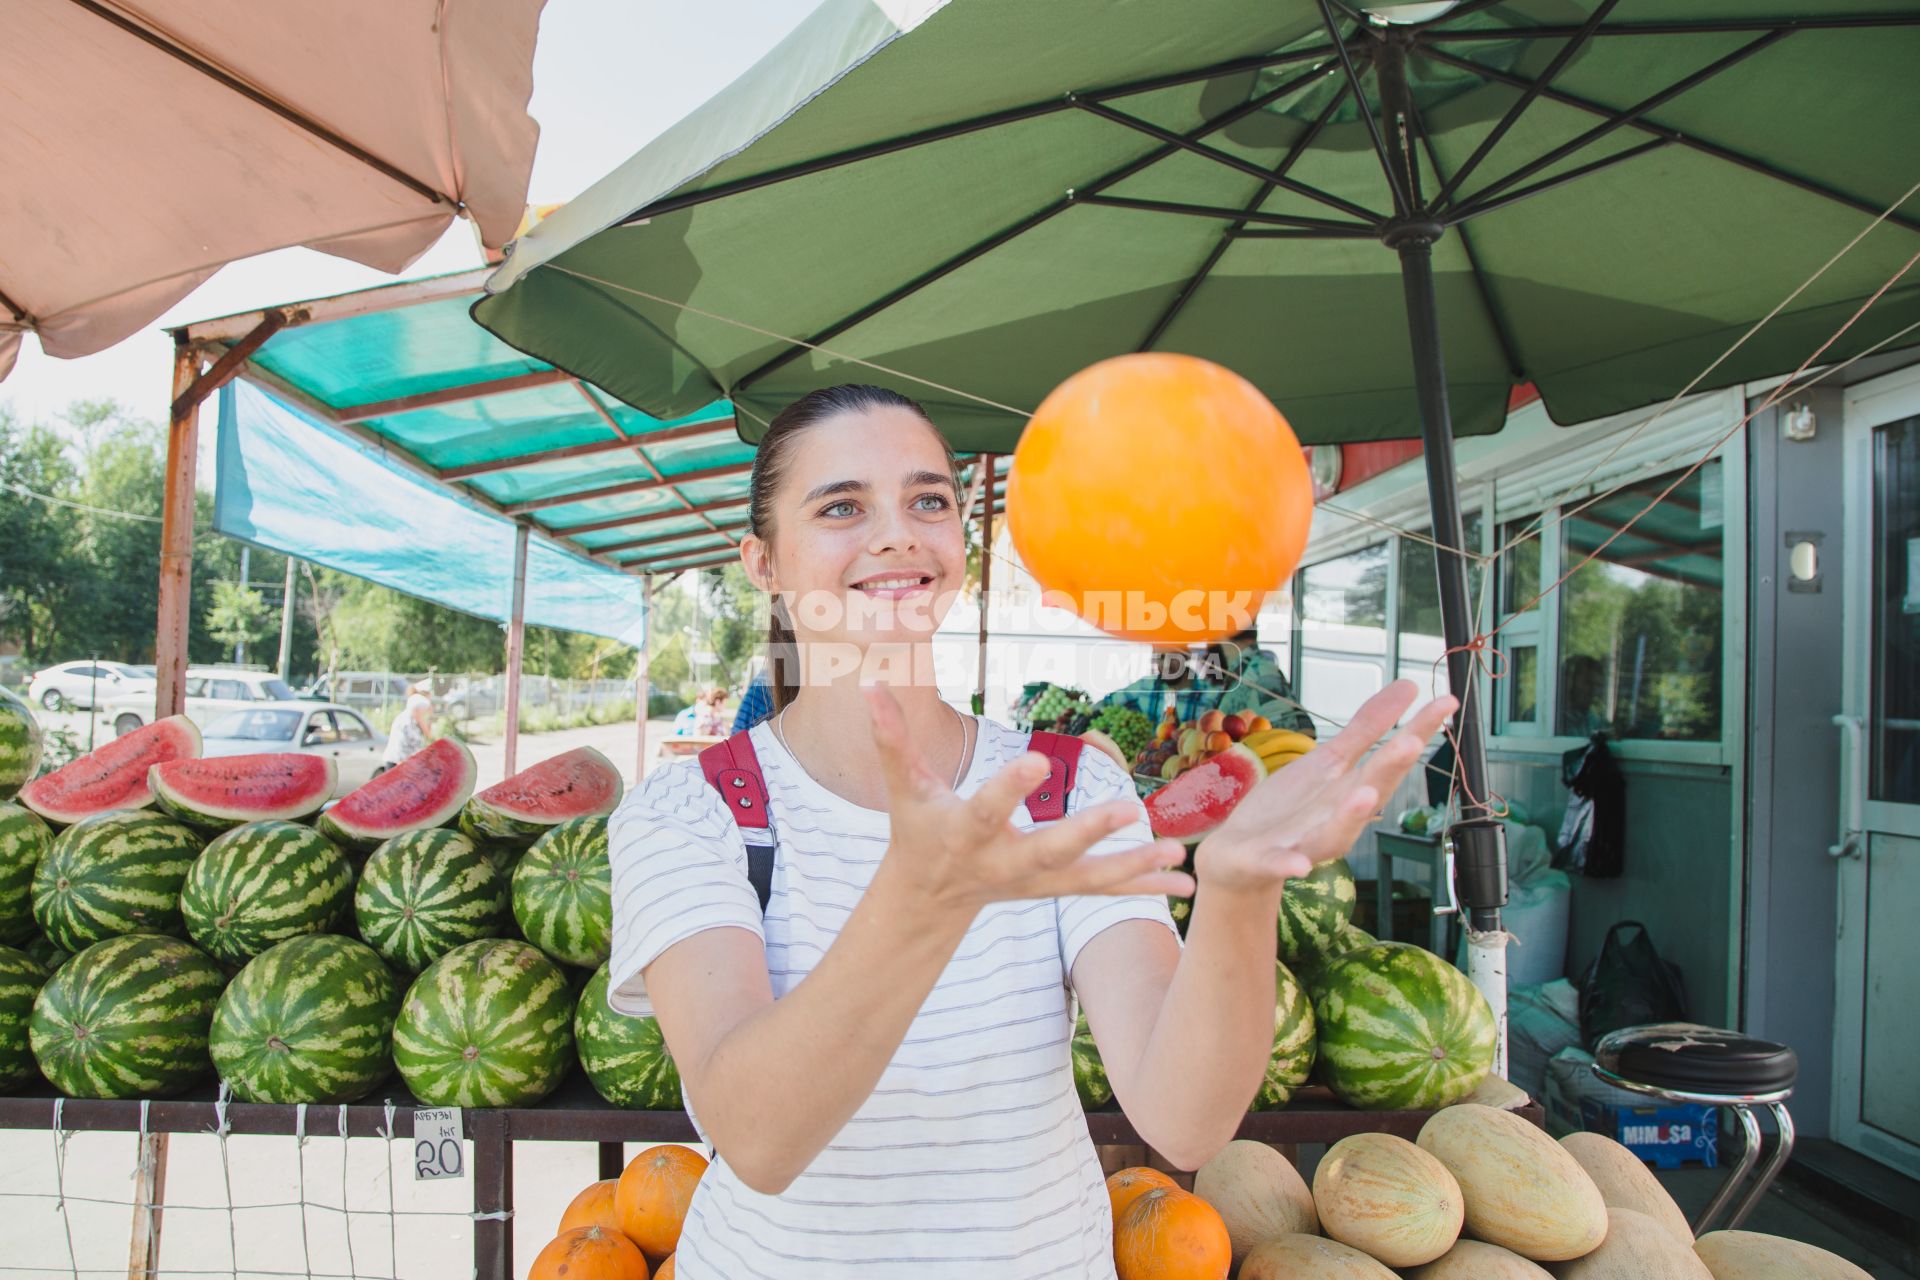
[318, 737, 476, 849]
[20, 715, 201, 826]
[1144, 744, 1263, 841]
[149, 753, 337, 830]
[460, 747, 623, 843]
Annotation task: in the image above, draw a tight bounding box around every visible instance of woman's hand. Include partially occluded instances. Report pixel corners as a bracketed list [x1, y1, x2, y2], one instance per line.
[1194, 681, 1458, 894]
[865, 686, 1194, 915]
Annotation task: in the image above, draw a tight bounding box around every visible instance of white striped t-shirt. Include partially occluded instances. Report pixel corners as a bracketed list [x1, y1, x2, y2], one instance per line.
[607, 715, 1178, 1278]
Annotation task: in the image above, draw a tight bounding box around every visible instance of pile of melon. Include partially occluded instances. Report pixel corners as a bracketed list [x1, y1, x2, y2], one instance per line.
[533, 1144, 707, 1280]
[1151, 1106, 1873, 1280]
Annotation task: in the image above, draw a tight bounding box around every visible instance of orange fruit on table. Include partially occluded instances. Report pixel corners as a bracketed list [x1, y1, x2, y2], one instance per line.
[528, 1225, 649, 1280]
[1007, 353, 1312, 646]
[558, 1178, 622, 1236]
[655, 1256, 675, 1280]
[616, 1144, 709, 1261]
[1115, 1185, 1232, 1280]
[1107, 1166, 1178, 1225]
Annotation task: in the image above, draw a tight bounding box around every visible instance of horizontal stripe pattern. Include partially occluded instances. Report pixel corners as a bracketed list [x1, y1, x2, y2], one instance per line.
[608, 718, 1178, 1278]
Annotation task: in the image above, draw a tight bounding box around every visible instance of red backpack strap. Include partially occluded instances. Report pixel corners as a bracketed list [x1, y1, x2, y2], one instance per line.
[698, 731, 776, 912]
[1024, 731, 1085, 823]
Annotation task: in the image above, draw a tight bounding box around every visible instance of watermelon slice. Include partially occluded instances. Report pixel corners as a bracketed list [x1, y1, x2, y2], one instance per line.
[19, 716, 201, 827]
[149, 754, 337, 831]
[1144, 743, 1263, 842]
[461, 747, 623, 846]
[318, 738, 476, 850]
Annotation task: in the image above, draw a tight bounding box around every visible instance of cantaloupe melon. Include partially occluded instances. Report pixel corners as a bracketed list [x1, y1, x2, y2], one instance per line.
[1417, 1104, 1607, 1261]
[1552, 1207, 1712, 1278]
[1462, 1072, 1531, 1111]
[1559, 1132, 1691, 1246]
[1694, 1230, 1874, 1280]
[1192, 1139, 1316, 1267]
[1312, 1132, 1462, 1267]
[1239, 1233, 1397, 1280]
[1407, 1239, 1554, 1279]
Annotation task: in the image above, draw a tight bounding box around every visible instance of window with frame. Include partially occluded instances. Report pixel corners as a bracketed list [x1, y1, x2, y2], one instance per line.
[1298, 544, 1389, 727]
[1395, 515, 1484, 703]
[1495, 517, 1546, 733]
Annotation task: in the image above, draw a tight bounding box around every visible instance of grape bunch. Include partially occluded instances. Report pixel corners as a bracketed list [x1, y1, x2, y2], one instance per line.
[1026, 684, 1094, 732]
[1089, 706, 1152, 761]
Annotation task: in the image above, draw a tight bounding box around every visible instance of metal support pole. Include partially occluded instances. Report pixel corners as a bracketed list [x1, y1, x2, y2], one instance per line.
[598, 1142, 626, 1181]
[974, 455, 995, 716]
[471, 1111, 513, 1280]
[155, 338, 201, 719]
[277, 557, 297, 679]
[235, 546, 250, 665]
[504, 524, 530, 778]
[635, 576, 653, 781]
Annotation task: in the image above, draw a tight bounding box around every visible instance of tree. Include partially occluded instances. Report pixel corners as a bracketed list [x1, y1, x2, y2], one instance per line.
[204, 581, 274, 659]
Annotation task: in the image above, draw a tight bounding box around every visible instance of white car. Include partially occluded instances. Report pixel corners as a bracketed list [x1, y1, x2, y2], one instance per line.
[27, 661, 155, 712]
[198, 704, 384, 796]
[100, 666, 311, 739]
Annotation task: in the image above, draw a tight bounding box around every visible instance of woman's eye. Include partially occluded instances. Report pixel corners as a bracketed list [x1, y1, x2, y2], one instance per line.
[820, 500, 858, 518]
[913, 493, 951, 512]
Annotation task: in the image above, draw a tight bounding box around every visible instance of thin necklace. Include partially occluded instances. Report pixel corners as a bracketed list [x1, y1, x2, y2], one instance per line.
[773, 701, 973, 791]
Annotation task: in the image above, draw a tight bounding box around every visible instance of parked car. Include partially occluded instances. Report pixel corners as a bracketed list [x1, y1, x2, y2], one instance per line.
[100, 666, 312, 738]
[198, 704, 383, 796]
[441, 676, 500, 721]
[27, 661, 156, 712]
[302, 672, 411, 712]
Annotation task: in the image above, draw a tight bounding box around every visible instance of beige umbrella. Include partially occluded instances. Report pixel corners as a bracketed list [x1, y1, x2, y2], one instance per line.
[0, 0, 547, 379]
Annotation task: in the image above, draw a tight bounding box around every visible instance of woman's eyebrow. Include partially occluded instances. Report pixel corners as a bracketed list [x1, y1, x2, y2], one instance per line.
[801, 478, 867, 504]
[903, 469, 957, 495]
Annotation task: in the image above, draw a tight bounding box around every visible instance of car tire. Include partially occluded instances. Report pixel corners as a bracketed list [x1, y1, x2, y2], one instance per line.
[114, 714, 145, 737]
[40, 689, 64, 713]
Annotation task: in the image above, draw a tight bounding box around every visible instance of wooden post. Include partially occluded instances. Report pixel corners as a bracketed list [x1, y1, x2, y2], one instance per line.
[127, 1130, 169, 1280]
[635, 575, 653, 781]
[154, 340, 201, 718]
[277, 556, 297, 678]
[974, 454, 996, 715]
[503, 523, 530, 777]
[471, 1111, 513, 1280]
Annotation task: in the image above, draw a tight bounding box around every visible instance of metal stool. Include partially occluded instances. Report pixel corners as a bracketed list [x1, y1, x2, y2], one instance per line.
[1591, 1022, 1798, 1237]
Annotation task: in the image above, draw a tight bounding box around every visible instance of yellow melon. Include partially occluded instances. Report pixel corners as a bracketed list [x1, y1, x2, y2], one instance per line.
[1694, 1230, 1875, 1280]
[1462, 1073, 1531, 1111]
[1312, 1132, 1462, 1267]
[1239, 1233, 1397, 1280]
[1192, 1140, 1316, 1266]
[1406, 1239, 1553, 1279]
[1416, 1104, 1607, 1261]
[1555, 1207, 1713, 1279]
[1560, 1132, 1691, 1246]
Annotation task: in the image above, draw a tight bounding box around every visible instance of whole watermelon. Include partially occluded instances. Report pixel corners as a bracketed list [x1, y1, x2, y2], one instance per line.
[31, 810, 201, 951]
[0, 944, 50, 1091]
[1313, 942, 1496, 1110]
[1296, 923, 1377, 997]
[30, 934, 226, 1098]
[512, 816, 612, 968]
[1277, 857, 1357, 966]
[0, 804, 53, 944]
[392, 938, 573, 1107]
[354, 828, 510, 972]
[211, 935, 400, 1103]
[1071, 1012, 1112, 1110]
[21, 934, 71, 975]
[182, 821, 354, 966]
[574, 963, 680, 1109]
[1250, 961, 1317, 1110]
[0, 690, 44, 802]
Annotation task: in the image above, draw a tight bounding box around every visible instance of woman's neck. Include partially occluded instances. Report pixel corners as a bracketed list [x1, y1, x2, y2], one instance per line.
[776, 661, 967, 811]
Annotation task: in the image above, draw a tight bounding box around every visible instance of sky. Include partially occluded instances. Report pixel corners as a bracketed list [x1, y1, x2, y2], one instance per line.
[1, 0, 816, 431]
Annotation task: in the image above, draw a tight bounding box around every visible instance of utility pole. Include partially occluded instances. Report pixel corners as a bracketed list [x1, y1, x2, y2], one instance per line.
[277, 557, 297, 680]
[235, 546, 250, 665]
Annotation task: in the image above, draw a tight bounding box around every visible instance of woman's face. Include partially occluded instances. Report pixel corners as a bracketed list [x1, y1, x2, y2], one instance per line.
[747, 406, 965, 673]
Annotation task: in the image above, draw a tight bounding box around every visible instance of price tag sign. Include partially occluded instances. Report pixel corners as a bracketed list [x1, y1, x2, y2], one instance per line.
[413, 1108, 465, 1181]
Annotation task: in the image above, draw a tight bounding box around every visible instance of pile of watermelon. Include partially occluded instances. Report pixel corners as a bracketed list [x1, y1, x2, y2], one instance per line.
[0, 700, 661, 1109]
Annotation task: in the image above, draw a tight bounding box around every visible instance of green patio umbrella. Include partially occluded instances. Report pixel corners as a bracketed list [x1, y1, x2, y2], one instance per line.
[474, 0, 1920, 1015]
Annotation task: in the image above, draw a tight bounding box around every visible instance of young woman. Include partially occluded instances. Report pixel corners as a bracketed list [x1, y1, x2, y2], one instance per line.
[608, 384, 1456, 1277]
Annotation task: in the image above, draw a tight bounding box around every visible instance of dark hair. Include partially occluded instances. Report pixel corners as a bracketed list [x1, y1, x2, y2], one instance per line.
[749, 385, 959, 712]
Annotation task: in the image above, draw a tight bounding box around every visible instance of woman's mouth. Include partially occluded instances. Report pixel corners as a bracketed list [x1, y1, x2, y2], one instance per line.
[852, 574, 935, 598]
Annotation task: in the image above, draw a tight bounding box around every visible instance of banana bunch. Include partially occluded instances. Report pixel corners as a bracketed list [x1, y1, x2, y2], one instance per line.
[1243, 727, 1316, 774]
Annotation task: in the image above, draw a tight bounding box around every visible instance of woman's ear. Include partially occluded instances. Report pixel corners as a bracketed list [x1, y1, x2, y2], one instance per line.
[740, 533, 774, 593]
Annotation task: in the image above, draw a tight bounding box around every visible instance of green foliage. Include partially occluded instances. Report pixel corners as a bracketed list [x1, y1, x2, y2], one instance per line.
[203, 582, 274, 658]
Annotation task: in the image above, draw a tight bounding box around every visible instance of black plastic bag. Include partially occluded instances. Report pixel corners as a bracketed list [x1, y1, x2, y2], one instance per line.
[1559, 733, 1626, 877]
[1580, 920, 1688, 1049]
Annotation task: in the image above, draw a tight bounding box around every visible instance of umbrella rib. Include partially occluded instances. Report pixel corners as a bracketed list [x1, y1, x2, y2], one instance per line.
[1072, 193, 1373, 235]
[1425, 15, 1920, 40]
[1413, 125, 1522, 384]
[1317, 0, 1407, 217]
[1421, 44, 1920, 237]
[1446, 138, 1669, 224]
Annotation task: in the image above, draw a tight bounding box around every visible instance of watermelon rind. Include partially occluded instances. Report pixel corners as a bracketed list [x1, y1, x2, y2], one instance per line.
[1143, 744, 1263, 841]
[151, 754, 336, 832]
[19, 715, 201, 826]
[0, 944, 50, 1091]
[31, 810, 203, 952]
[0, 804, 54, 945]
[317, 737, 477, 850]
[1071, 1012, 1112, 1111]
[460, 747, 623, 847]
[1277, 858, 1359, 966]
[30, 933, 226, 1099]
[1250, 961, 1318, 1110]
[512, 816, 613, 968]
[21, 934, 72, 976]
[0, 690, 45, 802]
[181, 821, 354, 966]
[210, 934, 400, 1104]
[1313, 942, 1497, 1111]
[574, 962, 681, 1109]
[392, 938, 573, 1107]
[354, 828, 511, 973]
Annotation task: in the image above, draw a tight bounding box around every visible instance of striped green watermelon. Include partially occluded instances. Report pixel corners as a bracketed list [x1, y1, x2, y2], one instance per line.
[0, 944, 50, 1091]
[210, 935, 400, 1103]
[0, 804, 53, 944]
[1251, 961, 1318, 1110]
[180, 821, 354, 966]
[0, 690, 44, 802]
[1296, 922, 1377, 997]
[461, 747, 623, 846]
[30, 933, 226, 1098]
[1071, 1012, 1112, 1110]
[512, 816, 612, 968]
[21, 934, 71, 975]
[392, 938, 573, 1107]
[1277, 857, 1357, 966]
[151, 754, 336, 832]
[574, 962, 680, 1109]
[31, 810, 202, 951]
[354, 828, 510, 972]
[1312, 942, 1497, 1110]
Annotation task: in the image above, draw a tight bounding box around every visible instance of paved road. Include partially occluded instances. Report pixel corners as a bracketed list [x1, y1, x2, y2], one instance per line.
[464, 718, 676, 791]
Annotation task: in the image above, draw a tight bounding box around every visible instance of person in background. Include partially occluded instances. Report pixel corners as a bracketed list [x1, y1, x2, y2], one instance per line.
[380, 680, 433, 772]
[733, 659, 774, 733]
[1102, 624, 1316, 737]
[694, 685, 729, 736]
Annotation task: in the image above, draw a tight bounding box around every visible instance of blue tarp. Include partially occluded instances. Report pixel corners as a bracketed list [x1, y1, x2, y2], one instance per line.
[214, 380, 647, 646]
